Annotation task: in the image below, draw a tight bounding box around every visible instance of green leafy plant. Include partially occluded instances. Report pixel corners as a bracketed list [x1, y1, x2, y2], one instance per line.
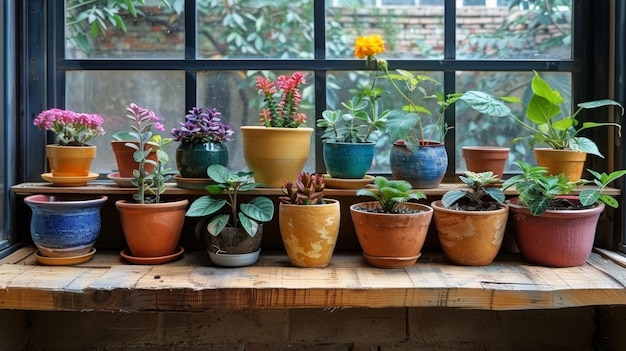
[280, 171, 327, 205]
[356, 176, 426, 213]
[185, 164, 275, 237]
[579, 169, 626, 208]
[317, 95, 388, 143]
[441, 171, 505, 210]
[460, 71, 624, 158]
[123, 103, 173, 204]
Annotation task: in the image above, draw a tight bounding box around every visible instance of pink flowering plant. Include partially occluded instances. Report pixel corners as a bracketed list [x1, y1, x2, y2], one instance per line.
[171, 107, 234, 144]
[255, 72, 307, 128]
[124, 103, 173, 204]
[33, 108, 105, 146]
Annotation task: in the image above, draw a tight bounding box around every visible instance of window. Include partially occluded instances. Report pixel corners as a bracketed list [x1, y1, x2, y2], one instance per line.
[0, 0, 7, 251]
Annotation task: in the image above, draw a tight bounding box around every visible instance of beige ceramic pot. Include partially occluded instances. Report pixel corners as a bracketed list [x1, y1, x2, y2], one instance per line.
[431, 200, 509, 266]
[279, 199, 341, 268]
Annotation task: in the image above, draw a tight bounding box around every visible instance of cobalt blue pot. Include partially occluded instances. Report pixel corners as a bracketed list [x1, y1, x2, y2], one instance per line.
[390, 141, 448, 188]
[24, 195, 108, 257]
[323, 141, 375, 179]
[176, 141, 229, 178]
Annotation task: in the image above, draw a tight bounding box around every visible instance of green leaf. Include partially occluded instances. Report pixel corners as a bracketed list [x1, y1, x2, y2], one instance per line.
[526, 95, 561, 125]
[459, 91, 512, 117]
[206, 164, 229, 183]
[441, 190, 466, 208]
[484, 187, 505, 203]
[240, 197, 274, 222]
[570, 137, 602, 157]
[185, 196, 227, 217]
[578, 99, 624, 112]
[599, 194, 620, 208]
[531, 71, 566, 105]
[578, 189, 600, 207]
[239, 214, 259, 237]
[207, 214, 229, 236]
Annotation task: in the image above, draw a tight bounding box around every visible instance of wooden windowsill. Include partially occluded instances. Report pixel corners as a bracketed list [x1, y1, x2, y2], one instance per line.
[1, 247, 626, 312]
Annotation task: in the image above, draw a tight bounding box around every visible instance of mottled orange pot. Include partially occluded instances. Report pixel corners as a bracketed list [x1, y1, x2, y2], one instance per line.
[350, 201, 433, 268]
[431, 200, 508, 266]
[462, 146, 509, 178]
[46, 145, 96, 177]
[279, 199, 341, 267]
[240, 126, 313, 187]
[111, 140, 157, 178]
[533, 148, 586, 181]
[115, 199, 188, 258]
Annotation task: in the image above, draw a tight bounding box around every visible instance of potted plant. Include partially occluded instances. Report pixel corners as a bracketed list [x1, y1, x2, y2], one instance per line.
[278, 171, 341, 268]
[431, 171, 508, 266]
[185, 164, 275, 267]
[460, 71, 624, 180]
[114, 103, 188, 264]
[33, 108, 105, 185]
[350, 176, 433, 268]
[171, 107, 234, 179]
[241, 72, 313, 187]
[502, 160, 626, 267]
[316, 92, 387, 180]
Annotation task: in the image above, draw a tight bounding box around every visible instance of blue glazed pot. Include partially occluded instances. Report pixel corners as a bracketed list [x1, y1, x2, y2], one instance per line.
[390, 141, 448, 188]
[176, 141, 229, 178]
[323, 141, 375, 179]
[24, 195, 108, 257]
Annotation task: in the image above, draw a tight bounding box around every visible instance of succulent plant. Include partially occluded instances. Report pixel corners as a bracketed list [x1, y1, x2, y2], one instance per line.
[280, 171, 326, 205]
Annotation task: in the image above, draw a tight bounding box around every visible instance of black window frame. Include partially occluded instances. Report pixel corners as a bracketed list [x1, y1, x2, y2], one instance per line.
[6, 0, 625, 253]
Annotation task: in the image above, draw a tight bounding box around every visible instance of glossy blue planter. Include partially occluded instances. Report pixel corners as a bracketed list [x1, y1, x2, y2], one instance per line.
[390, 141, 448, 188]
[24, 195, 107, 257]
[323, 141, 375, 179]
[176, 141, 229, 178]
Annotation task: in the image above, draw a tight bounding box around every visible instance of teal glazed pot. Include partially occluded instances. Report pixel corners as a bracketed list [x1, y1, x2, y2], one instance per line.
[24, 194, 108, 257]
[323, 141, 375, 179]
[390, 140, 448, 188]
[176, 141, 229, 178]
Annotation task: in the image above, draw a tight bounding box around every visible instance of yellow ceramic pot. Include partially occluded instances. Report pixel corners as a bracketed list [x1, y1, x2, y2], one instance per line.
[46, 145, 96, 177]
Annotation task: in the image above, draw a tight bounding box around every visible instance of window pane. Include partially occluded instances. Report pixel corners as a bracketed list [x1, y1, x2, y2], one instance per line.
[65, 0, 185, 59]
[65, 71, 185, 174]
[327, 3, 444, 59]
[197, 71, 316, 172]
[0, 1, 6, 245]
[197, 0, 314, 59]
[327, 70, 444, 174]
[457, 2, 572, 59]
[454, 71, 571, 173]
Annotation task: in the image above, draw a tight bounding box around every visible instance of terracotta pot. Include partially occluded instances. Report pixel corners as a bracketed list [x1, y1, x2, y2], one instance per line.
[206, 226, 263, 267]
[279, 199, 341, 267]
[240, 126, 313, 187]
[46, 145, 96, 177]
[115, 199, 188, 258]
[350, 201, 433, 268]
[431, 200, 508, 266]
[111, 140, 157, 178]
[462, 146, 509, 177]
[507, 197, 604, 267]
[533, 148, 586, 181]
[389, 140, 447, 188]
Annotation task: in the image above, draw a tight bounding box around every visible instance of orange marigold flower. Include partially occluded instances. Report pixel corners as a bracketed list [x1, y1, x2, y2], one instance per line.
[354, 34, 385, 59]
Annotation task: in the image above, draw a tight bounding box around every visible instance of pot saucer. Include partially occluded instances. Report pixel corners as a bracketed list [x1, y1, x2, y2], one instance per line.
[41, 172, 99, 186]
[362, 252, 421, 269]
[173, 174, 216, 190]
[35, 248, 96, 266]
[323, 174, 375, 189]
[120, 246, 185, 265]
[107, 172, 135, 188]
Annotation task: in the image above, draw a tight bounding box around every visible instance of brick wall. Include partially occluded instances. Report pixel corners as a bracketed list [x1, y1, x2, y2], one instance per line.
[2, 306, 625, 350]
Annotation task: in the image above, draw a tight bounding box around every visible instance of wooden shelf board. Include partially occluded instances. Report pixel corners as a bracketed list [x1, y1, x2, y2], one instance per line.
[1, 249, 626, 312]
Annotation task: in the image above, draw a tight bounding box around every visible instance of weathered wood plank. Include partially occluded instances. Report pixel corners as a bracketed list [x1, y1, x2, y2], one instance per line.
[1, 249, 626, 312]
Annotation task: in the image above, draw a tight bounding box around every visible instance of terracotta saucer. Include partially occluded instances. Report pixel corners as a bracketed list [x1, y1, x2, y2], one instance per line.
[173, 174, 215, 190]
[120, 246, 185, 265]
[41, 172, 99, 186]
[107, 172, 135, 187]
[35, 248, 96, 266]
[323, 174, 375, 189]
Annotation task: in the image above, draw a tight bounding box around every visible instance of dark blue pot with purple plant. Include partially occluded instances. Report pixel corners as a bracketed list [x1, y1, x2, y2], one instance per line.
[171, 107, 234, 178]
[390, 140, 448, 188]
[176, 141, 229, 178]
[24, 194, 107, 258]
